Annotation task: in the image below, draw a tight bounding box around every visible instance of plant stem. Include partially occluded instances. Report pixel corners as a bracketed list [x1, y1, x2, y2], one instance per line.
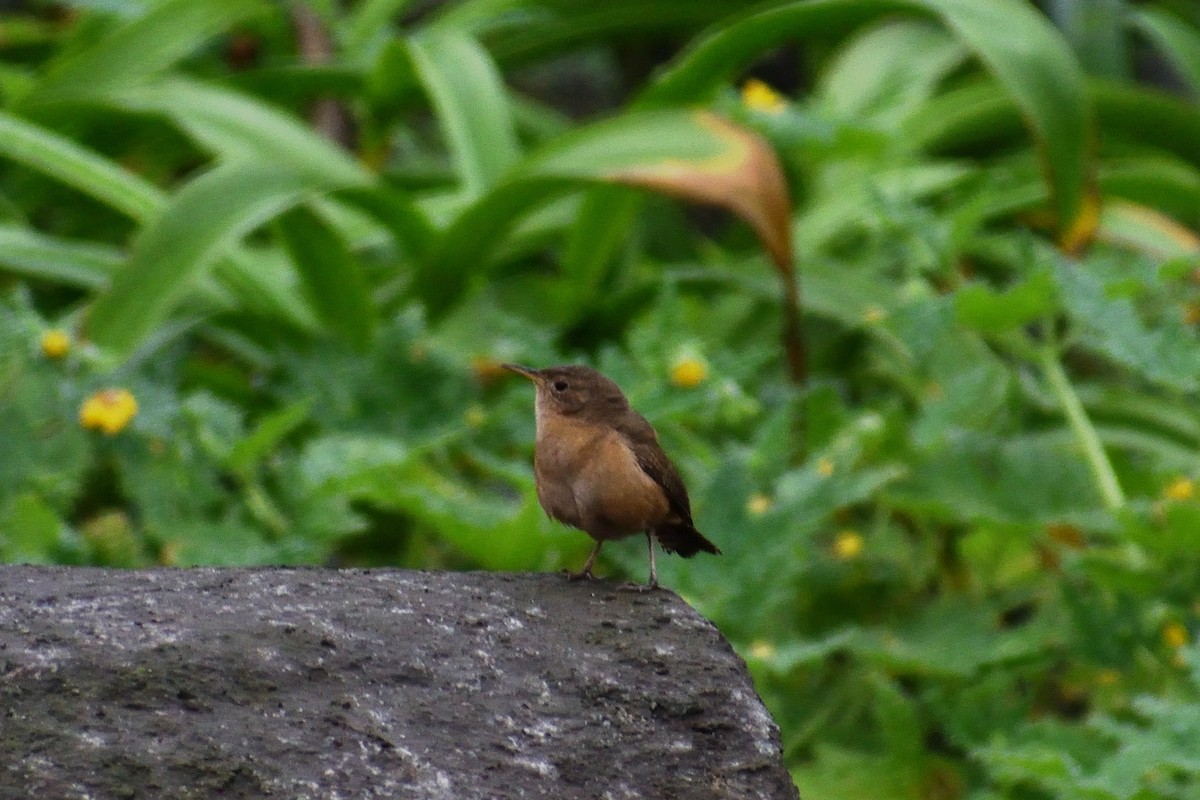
[1040, 348, 1125, 511]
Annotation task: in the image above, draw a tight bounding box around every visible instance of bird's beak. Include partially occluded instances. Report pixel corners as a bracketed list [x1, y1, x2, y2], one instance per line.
[501, 363, 540, 383]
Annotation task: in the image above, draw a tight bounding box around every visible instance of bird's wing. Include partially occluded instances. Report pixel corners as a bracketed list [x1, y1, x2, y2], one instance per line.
[615, 412, 694, 525]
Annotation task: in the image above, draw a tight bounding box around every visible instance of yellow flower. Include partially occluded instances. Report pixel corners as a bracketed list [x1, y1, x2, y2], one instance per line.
[749, 640, 775, 660]
[833, 529, 864, 560]
[746, 493, 773, 516]
[741, 79, 786, 114]
[80, 388, 138, 435]
[1163, 477, 1195, 502]
[817, 458, 834, 477]
[41, 329, 70, 359]
[670, 356, 708, 389]
[1163, 621, 1189, 650]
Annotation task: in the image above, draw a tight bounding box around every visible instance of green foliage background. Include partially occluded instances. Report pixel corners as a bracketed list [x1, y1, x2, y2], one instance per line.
[3, 0, 1200, 796]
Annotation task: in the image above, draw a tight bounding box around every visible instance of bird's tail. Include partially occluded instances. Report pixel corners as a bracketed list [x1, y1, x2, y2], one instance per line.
[655, 523, 721, 558]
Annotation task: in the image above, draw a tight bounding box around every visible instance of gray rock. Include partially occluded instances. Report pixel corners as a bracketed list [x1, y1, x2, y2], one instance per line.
[0, 567, 798, 799]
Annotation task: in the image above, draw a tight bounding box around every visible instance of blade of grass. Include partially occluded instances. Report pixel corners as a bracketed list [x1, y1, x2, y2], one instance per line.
[25, 0, 264, 105]
[86, 162, 319, 356]
[277, 205, 376, 351]
[108, 79, 371, 186]
[643, 0, 1091, 233]
[1131, 7, 1200, 97]
[0, 110, 163, 221]
[407, 27, 520, 198]
[0, 225, 122, 289]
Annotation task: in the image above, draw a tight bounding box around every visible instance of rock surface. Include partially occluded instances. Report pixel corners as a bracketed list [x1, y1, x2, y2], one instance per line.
[0, 567, 798, 799]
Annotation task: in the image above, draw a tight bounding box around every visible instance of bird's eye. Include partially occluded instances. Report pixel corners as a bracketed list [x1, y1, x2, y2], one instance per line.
[553, 380, 568, 392]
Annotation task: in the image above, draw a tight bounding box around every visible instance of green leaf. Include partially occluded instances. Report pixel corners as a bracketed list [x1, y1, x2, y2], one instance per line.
[1132, 8, 1200, 98]
[889, 431, 1107, 528]
[418, 110, 792, 315]
[0, 493, 63, 564]
[1097, 200, 1200, 261]
[1093, 80, 1200, 166]
[86, 162, 318, 357]
[342, 0, 417, 62]
[819, 19, 967, 125]
[643, 0, 1090, 231]
[225, 400, 313, 479]
[334, 185, 437, 261]
[407, 27, 520, 197]
[1056, 259, 1200, 392]
[0, 110, 163, 221]
[27, 0, 264, 105]
[276, 205, 376, 351]
[560, 186, 641, 297]
[0, 225, 121, 289]
[955, 268, 1058, 333]
[108, 79, 371, 186]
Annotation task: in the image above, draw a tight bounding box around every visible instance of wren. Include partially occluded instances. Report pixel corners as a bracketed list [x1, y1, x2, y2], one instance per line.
[504, 364, 720, 588]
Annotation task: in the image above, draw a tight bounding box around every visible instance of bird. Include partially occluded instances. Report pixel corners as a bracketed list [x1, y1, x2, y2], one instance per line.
[503, 363, 720, 589]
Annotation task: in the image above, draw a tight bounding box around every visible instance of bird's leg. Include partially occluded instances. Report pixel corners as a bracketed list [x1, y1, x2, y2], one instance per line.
[619, 532, 659, 592]
[646, 531, 658, 589]
[566, 541, 602, 581]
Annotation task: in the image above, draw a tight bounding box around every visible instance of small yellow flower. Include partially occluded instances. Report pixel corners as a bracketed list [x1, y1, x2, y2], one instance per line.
[1163, 621, 1189, 650]
[670, 356, 708, 389]
[741, 78, 786, 114]
[746, 493, 773, 516]
[41, 329, 70, 359]
[833, 529, 864, 560]
[863, 306, 887, 324]
[1163, 477, 1195, 502]
[749, 640, 775, 660]
[817, 458, 834, 477]
[79, 388, 138, 435]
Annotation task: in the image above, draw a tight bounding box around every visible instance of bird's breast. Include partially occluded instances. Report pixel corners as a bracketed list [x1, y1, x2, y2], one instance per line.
[534, 417, 668, 540]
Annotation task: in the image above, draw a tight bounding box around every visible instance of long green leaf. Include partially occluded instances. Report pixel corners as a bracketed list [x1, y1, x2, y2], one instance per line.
[1131, 8, 1200, 98]
[0, 225, 121, 289]
[642, 0, 1090, 231]
[108, 79, 371, 186]
[0, 110, 163, 221]
[86, 162, 317, 355]
[407, 28, 520, 197]
[27, 0, 264, 105]
[1092, 80, 1200, 166]
[277, 205, 376, 351]
[924, 0, 1090, 229]
[418, 110, 792, 316]
[818, 19, 966, 123]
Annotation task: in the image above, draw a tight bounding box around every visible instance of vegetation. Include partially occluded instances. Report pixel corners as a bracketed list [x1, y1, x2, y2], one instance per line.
[3, 0, 1200, 796]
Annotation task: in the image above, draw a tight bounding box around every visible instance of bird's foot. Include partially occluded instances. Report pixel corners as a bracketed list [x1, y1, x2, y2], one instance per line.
[563, 568, 596, 582]
[618, 580, 659, 593]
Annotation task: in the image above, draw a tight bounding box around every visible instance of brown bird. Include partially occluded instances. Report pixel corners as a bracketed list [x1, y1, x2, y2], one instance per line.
[504, 364, 720, 588]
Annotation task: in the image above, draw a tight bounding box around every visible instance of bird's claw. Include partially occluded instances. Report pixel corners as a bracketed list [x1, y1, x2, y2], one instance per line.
[563, 568, 596, 582]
